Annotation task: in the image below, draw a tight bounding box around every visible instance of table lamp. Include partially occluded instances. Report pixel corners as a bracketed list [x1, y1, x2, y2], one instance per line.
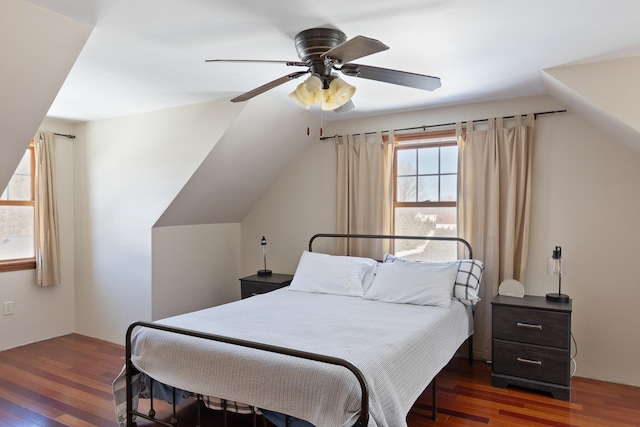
[546, 245, 569, 303]
[257, 236, 272, 276]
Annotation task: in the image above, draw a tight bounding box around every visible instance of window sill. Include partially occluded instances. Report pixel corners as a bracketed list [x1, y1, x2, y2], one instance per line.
[0, 259, 36, 273]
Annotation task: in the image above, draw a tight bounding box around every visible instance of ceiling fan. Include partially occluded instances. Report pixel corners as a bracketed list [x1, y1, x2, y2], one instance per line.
[206, 27, 441, 113]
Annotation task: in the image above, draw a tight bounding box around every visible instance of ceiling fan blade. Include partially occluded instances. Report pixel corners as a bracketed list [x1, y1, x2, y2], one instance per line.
[340, 63, 441, 91]
[231, 71, 309, 103]
[206, 59, 308, 67]
[321, 36, 389, 63]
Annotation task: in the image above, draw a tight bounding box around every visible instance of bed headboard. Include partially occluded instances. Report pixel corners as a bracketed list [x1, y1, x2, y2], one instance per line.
[308, 233, 473, 260]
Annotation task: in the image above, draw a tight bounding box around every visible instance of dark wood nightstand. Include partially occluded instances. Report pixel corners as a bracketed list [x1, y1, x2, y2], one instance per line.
[239, 273, 294, 299]
[491, 294, 572, 401]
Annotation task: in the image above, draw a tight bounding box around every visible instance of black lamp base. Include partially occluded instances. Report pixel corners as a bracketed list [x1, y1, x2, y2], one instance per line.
[546, 292, 570, 303]
[257, 269, 272, 276]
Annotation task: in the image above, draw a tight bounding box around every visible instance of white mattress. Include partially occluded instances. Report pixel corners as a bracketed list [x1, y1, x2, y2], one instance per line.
[118, 288, 472, 427]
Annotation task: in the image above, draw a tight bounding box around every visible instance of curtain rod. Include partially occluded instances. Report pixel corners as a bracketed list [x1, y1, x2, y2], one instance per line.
[318, 109, 567, 141]
[54, 133, 76, 139]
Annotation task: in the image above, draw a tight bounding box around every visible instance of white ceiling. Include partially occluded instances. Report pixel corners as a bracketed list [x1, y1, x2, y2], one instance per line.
[27, 0, 640, 122]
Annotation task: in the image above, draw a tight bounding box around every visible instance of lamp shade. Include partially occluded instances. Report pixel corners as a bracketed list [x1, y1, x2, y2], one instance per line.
[288, 75, 322, 108]
[288, 89, 311, 109]
[329, 77, 356, 108]
[320, 88, 339, 111]
[289, 74, 356, 111]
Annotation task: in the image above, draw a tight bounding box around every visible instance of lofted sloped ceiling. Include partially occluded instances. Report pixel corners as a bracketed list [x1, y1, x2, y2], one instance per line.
[543, 56, 640, 154]
[154, 95, 312, 227]
[0, 0, 91, 190]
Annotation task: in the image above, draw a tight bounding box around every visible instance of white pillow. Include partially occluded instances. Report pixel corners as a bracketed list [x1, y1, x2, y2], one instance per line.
[383, 254, 484, 306]
[363, 261, 458, 307]
[289, 251, 377, 297]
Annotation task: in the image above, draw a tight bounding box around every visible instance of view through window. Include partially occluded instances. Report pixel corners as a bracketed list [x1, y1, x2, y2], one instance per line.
[0, 146, 35, 267]
[393, 130, 458, 261]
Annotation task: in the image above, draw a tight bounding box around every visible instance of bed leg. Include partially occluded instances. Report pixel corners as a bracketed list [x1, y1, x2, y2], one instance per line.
[432, 376, 437, 421]
[170, 387, 177, 426]
[125, 367, 134, 427]
[285, 414, 290, 427]
[196, 394, 202, 427]
[468, 335, 474, 366]
[222, 399, 228, 427]
[148, 379, 156, 418]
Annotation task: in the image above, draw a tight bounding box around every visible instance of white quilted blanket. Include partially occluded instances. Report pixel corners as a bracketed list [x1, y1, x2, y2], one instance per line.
[114, 288, 472, 427]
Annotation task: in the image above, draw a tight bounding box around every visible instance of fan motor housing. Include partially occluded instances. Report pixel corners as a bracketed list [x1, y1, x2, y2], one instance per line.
[294, 28, 346, 63]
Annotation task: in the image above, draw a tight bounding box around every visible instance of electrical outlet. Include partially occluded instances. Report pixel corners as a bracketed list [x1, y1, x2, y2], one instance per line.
[3, 301, 13, 316]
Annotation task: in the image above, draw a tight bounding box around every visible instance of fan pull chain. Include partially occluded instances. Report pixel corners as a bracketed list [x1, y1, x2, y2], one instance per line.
[306, 108, 310, 136]
[320, 110, 323, 137]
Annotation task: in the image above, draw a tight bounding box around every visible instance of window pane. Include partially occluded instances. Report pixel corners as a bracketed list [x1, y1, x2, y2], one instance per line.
[418, 147, 438, 174]
[1, 150, 32, 201]
[418, 176, 438, 201]
[397, 176, 416, 202]
[394, 206, 457, 261]
[440, 174, 457, 201]
[0, 206, 34, 260]
[396, 149, 416, 175]
[441, 146, 458, 174]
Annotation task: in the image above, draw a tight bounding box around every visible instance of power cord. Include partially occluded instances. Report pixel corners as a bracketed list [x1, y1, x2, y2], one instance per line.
[570, 332, 578, 377]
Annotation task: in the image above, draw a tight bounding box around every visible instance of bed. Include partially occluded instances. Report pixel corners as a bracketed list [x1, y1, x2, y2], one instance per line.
[113, 234, 483, 427]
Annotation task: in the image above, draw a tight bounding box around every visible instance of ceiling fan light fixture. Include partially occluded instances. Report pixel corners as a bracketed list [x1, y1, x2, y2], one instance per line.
[329, 77, 356, 107]
[305, 75, 322, 92]
[289, 75, 323, 107]
[288, 89, 311, 109]
[320, 88, 339, 111]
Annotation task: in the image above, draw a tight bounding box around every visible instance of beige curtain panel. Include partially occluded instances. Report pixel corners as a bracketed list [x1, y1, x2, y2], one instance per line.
[457, 114, 535, 361]
[335, 132, 393, 259]
[34, 131, 61, 287]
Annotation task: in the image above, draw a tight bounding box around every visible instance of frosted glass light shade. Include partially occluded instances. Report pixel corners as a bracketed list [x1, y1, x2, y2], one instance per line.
[321, 88, 339, 111]
[329, 77, 356, 108]
[288, 89, 311, 109]
[289, 75, 356, 111]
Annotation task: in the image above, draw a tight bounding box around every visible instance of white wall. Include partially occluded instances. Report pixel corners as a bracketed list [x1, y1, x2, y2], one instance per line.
[73, 99, 243, 345]
[526, 111, 640, 385]
[152, 223, 241, 320]
[241, 95, 640, 386]
[0, 0, 91, 190]
[0, 119, 75, 350]
[241, 140, 336, 277]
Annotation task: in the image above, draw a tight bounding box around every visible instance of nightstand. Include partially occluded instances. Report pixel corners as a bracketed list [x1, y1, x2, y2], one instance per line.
[239, 273, 294, 299]
[491, 294, 572, 401]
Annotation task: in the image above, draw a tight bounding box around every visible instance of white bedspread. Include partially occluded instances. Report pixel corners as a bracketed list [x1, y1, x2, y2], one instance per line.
[115, 288, 472, 427]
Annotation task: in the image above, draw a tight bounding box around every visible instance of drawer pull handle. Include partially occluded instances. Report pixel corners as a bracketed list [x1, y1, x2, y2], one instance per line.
[517, 322, 543, 331]
[517, 357, 543, 367]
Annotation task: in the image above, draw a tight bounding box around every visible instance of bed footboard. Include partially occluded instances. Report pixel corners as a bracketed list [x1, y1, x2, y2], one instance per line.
[125, 321, 370, 427]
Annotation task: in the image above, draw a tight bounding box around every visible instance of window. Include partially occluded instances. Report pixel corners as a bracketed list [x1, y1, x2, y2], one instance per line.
[393, 130, 458, 261]
[0, 144, 36, 272]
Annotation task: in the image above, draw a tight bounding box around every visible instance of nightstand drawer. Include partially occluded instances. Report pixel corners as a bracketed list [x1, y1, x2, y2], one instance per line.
[241, 281, 285, 298]
[493, 305, 570, 349]
[239, 273, 293, 299]
[493, 339, 570, 385]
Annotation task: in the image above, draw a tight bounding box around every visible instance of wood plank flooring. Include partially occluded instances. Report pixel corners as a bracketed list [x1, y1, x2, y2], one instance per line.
[0, 334, 638, 426]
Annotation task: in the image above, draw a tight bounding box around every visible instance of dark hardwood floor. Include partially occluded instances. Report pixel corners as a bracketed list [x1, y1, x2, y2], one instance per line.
[0, 334, 639, 426]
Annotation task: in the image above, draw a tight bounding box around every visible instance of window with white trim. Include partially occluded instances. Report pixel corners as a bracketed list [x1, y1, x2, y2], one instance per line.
[393, 130, 458, 261]
[0, 144, 36, 272]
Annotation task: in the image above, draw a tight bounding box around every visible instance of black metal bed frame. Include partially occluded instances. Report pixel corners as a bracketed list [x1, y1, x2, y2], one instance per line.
[125, 233, 474, 427]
